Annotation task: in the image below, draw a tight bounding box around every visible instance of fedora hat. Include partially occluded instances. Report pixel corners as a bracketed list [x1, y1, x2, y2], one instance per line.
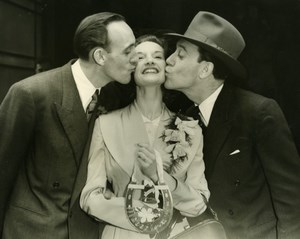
[165, 11, 247, 80]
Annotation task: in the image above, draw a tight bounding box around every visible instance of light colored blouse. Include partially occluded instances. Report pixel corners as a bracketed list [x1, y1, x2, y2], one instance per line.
[80, 103, 209, 239]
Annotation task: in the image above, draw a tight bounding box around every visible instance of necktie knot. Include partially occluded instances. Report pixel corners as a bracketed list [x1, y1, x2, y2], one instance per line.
[186, 105, 200, 121]
[185, 105, 207, 135]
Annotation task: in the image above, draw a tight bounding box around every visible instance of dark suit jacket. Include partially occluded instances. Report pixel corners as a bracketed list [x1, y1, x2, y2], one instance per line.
[202, 83, 300, 239]
[0, 61, 102, 238]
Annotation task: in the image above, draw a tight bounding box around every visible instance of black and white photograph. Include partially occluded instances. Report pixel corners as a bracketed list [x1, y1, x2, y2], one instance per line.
[0, 0, 300, 238]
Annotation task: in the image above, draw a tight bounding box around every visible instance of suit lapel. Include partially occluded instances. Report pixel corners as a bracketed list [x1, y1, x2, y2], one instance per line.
[101, 104, 174, 177]
[101, 104, 149, 176]
[54, 61, 88, 166]
[204, 83, 236, 179]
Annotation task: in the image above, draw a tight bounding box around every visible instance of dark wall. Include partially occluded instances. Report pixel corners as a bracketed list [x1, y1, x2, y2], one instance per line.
[2, 0, 299, 151]
[48, 0, 300, 150]
[0, 0, 42, 102]
[50, 0, 300, 96]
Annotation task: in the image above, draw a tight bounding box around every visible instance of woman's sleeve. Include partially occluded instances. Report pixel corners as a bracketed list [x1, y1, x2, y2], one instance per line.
[165, 133, 210, 217]
[80, 119, 136, 231]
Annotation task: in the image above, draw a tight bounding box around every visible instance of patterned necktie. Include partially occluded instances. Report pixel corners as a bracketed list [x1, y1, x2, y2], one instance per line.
[186, 105, 207, 136]
[86, 89, 99, 122]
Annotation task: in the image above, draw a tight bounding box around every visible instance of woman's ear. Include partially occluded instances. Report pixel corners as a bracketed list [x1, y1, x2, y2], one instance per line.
[92, 48, 106, 66]
[199, 61, 214, 78]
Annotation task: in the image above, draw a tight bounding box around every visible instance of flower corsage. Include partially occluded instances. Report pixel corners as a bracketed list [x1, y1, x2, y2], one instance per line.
[161, 113, 199, 173]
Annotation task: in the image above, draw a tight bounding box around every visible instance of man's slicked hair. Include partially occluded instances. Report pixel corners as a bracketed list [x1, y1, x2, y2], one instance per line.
[73, 12, 125, 60]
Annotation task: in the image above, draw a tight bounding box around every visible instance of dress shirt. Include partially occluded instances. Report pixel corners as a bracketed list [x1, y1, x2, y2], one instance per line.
[198, 84, 224, 126]
[71, 60, 101, 112]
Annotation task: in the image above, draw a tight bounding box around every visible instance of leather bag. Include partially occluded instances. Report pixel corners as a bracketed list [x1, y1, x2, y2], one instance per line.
[158, 195, 227, 239]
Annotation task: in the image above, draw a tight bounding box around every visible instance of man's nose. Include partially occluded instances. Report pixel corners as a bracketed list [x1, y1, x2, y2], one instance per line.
[166, 53, 174, 66]
[129, 49, 138, 66]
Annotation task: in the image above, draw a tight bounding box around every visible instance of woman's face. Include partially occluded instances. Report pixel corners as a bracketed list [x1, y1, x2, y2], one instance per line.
[134, 41, 166, 87]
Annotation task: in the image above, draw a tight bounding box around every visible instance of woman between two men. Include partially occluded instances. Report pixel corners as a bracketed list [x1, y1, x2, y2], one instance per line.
[80, 35, 210, 239]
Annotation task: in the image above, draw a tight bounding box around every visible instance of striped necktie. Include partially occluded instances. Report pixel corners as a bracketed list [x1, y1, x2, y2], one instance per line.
[86, 89, 99, 122]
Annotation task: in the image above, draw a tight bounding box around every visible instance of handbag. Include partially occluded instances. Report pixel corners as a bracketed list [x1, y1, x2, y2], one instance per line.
[170, 218, 227, 239]
[157, 195, 227, 239]
[125, 153, 173, 234]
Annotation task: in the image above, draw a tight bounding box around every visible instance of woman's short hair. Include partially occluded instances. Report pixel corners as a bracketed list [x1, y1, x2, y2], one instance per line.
[73, 12, 125, 60]
[135, 34, 167, 56]
[119, 34, 168, 105]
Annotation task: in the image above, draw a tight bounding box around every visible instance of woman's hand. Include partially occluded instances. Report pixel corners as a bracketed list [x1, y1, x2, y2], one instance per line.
[136, 143, 158, 183]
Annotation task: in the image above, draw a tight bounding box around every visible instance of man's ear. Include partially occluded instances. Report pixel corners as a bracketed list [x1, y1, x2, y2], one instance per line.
[199, 61, 214, 78]
[92, 48, 107, 66]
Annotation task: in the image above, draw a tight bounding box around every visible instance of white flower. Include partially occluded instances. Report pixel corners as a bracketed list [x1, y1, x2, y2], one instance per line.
[164, 128, 188, 146]
[164, 129, 181, 142]
[172, 144, 187, 160]
[175, 117, 198, 136]
[165, 144, 175, 153]
[138, 208, 156, 223]
[162, 114, 198, 173]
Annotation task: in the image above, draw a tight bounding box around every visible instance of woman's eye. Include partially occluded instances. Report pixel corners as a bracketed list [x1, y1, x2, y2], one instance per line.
[154, 54, 164, 59]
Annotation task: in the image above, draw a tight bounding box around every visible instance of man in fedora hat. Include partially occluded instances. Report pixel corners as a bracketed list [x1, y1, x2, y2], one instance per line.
[164, 11, 300, 239]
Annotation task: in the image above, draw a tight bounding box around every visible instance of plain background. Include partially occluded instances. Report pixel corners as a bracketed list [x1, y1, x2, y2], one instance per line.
[0, 0, 299, 152]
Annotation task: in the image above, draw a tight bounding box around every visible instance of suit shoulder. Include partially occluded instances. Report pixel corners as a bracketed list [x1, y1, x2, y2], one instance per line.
[234, 87, 277, 111]
[10, 65, 73, 103]
[12, 67, 63, 92]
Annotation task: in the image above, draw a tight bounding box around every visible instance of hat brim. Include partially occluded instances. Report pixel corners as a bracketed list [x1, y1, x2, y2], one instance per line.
[164, 33, 247, 80]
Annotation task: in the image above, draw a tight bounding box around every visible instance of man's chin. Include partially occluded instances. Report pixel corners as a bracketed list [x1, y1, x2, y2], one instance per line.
[164, 80, 176, 90]
[121, 76, 131, 84]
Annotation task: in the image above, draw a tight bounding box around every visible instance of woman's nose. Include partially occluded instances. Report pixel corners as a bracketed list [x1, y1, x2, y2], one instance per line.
[145, 55, 154, 64]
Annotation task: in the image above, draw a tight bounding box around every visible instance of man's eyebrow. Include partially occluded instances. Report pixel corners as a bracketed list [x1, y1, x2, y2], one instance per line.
[123, 43, 135, 53]
[177, 43, 186, 51]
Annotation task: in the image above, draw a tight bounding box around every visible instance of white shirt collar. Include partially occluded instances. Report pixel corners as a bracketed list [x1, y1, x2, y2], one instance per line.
[198, 84, 224, 126]
[71, 60, 100, 112]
